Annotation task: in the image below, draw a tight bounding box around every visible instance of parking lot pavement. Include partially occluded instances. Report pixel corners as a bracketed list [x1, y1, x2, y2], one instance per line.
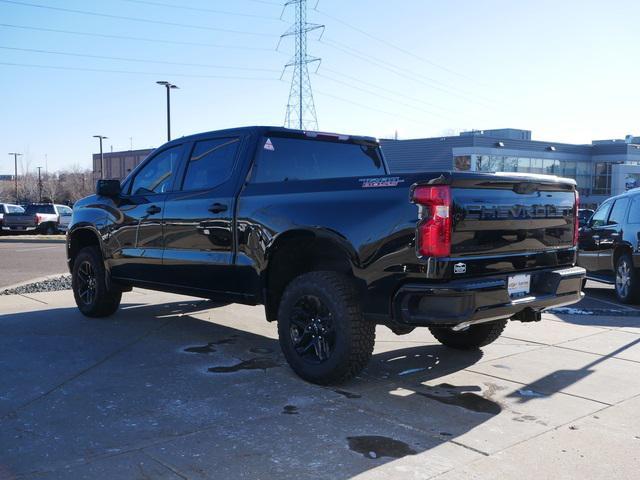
[1, 289, 639, 480]
[0, 240, 67, 288]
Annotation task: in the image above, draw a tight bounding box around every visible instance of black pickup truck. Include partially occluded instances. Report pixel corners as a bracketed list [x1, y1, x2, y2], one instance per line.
[67, 126, 585, 384]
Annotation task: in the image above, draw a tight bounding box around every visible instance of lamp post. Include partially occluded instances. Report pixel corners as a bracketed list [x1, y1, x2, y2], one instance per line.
[156, 81, 179, 141]
[8, 152, 22, 203]
[93, 135, 108, 180]
[37, 166, 43, 202]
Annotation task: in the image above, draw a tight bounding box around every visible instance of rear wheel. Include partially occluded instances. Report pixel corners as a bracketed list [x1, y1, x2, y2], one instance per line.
[43, 223, 56, 235]
[72, 246, 122, 317]
[615, 253, 639, 304]
[429, 320, 507, 350]
[277, 271, 375, 385]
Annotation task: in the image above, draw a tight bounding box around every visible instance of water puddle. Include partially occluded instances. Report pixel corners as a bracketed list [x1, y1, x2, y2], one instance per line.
[334, 389, 362, 399]
[249, 347, 274, 354]
[347, 436, 417, 459]
[208, 357, 278, 373]
[184, 343, 217, 354]
[416, 385, 501, 415]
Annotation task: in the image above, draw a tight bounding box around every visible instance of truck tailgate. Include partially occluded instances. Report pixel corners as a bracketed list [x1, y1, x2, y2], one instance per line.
[452, 179, 575, 256]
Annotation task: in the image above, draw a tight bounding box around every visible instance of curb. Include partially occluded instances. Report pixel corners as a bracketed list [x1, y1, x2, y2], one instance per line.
[0, 235, 66, 244]
[0, 273, 70, 292]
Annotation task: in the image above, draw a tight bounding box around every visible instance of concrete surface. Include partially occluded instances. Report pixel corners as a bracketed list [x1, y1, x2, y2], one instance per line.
[0, 288, 639, 479]
[0, 241, 67, 288]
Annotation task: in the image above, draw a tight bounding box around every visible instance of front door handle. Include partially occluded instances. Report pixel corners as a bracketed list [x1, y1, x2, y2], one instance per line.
[208, 203, 228, 214]
[146, 205, 161, 215]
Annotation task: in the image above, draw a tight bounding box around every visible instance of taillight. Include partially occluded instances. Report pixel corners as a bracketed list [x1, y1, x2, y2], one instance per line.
[412, 185, 452, 257]
[573, 190, 580, 246]
[34, 214, 43, 225]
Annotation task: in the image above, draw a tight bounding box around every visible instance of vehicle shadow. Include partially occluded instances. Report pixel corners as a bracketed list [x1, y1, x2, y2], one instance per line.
[0, 299, 499, 479]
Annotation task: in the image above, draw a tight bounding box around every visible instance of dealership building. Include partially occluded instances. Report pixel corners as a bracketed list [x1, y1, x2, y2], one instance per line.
[381, 128, 640, 207]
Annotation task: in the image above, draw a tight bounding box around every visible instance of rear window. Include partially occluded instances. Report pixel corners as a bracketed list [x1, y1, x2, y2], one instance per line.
[24, 204, 55, 215]
[6, 205, 23, 214]
[252, 136, 385, 183]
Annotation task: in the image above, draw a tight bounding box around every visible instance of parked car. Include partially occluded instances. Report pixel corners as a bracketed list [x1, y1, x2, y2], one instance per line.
[67, 126, 584, 384]
[0, 203, 24, 232]
[578, 208, 595, 225]
[578, 189, 640, 303]
[2, 203, 71, 234]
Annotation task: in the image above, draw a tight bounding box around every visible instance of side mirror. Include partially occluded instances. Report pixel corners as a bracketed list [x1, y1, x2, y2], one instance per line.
[96, 179, 121, 197]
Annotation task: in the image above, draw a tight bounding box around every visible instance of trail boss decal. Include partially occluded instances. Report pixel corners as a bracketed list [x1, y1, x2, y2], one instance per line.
[360, 177, 405, 188]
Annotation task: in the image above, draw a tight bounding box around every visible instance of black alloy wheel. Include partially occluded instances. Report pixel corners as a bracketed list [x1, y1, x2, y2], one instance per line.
[76, 260, 97, 307]
[289, 294, 336, 364]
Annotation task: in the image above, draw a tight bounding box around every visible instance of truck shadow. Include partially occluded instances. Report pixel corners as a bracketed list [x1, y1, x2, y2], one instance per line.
[0, 298, 500, 479]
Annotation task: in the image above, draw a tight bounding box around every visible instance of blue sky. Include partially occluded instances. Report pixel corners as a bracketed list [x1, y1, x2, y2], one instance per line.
[1, 0, 639, 174]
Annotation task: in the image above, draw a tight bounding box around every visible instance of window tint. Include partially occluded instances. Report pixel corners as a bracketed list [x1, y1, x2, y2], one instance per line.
[590, 201, 612, 227]
[608, 198, 630, 225]
[627, 196, 640, 224]
[182, 138, 240, 191]
[130, 146, 182, 195]
[253, 137, 385, 183]
[24, 204, 54, 215]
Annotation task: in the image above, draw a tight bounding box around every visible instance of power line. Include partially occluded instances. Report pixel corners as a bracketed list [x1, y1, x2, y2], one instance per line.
[0, 0, 275, 37]
[0, 23, 275, 51]
[0, 45, 282, 73]
[319, 37, 497, 109]
[315, 72, 455, 122]
[118, 0, 282, 20]
[0, 61, 281, 81]
[314, 6, 488, 88]
[313, 89, 437, 129]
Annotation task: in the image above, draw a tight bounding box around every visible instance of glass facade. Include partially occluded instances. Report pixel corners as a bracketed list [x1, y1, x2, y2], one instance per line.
[454, 154, 592, 194]
[592, 162, 612, 195]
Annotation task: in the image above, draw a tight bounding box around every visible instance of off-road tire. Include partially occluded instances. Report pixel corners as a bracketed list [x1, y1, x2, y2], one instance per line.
[615, 253, 640, 304]
[429, 319, 507, 350]
[72, 246, 122, 317]
[277, 271, 375, 385]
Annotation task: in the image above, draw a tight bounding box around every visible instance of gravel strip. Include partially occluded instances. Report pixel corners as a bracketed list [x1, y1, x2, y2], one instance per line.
[1, 275, 72, 296]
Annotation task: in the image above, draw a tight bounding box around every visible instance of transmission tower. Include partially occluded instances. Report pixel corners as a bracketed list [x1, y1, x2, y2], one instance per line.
[280, 0, 324, 131]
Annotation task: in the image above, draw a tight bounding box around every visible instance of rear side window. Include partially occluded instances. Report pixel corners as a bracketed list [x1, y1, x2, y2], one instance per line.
[590, 201, 612, 227]
[130, 145, 182, 195]
[608, 198, 630, 225]
[252, 137, 385, 183]
[628, 196, 640, 224]
[182, 138, 240, 191]
[24, 204, 54, 215]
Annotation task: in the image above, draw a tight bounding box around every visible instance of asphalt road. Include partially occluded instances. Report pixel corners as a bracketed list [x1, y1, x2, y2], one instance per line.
[0, 240, 67, 288]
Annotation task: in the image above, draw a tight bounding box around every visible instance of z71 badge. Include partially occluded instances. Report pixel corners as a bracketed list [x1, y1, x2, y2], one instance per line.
[359, 177, 405, 188]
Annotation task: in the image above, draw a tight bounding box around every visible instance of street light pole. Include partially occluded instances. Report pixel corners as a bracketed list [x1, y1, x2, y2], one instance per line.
[156, 81, 179, 141]
[8, 152, 22, 203]
[93, 135, 108, 180]
[37, 166, 43, 202]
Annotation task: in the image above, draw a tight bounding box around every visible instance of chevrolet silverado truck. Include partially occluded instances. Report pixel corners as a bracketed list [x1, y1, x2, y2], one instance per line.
[67, 126, 585, 384]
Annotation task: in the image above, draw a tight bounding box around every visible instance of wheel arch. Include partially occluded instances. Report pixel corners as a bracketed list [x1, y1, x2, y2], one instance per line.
[67, 225, 104, 272]
[613, 243, 634, 271]
[262, 228, 363, 322]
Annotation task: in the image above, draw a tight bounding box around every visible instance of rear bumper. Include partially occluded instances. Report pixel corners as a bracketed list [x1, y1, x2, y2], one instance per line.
[2, 225, 37, 232]
[393, 266, 585, 327]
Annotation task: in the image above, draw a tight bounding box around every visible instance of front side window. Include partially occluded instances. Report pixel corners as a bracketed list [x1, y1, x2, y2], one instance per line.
[253, 137, 385, 183]
[182, 138, 240, 191]
[590, 201, 612, 227]
[130, 145, 182, 195]
[608, 198, 630, 225]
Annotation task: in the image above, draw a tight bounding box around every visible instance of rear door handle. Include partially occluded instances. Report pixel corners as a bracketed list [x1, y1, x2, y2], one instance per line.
[208, 203, 228, 214]
[146, 205, 161, 215]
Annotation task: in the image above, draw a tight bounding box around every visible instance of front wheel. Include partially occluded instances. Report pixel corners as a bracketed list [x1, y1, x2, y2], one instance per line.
[277, 271, 375, 385]
[615, 253, 639, 304]
[429, 319, 507, 350]
[72, 246, 122, 317]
